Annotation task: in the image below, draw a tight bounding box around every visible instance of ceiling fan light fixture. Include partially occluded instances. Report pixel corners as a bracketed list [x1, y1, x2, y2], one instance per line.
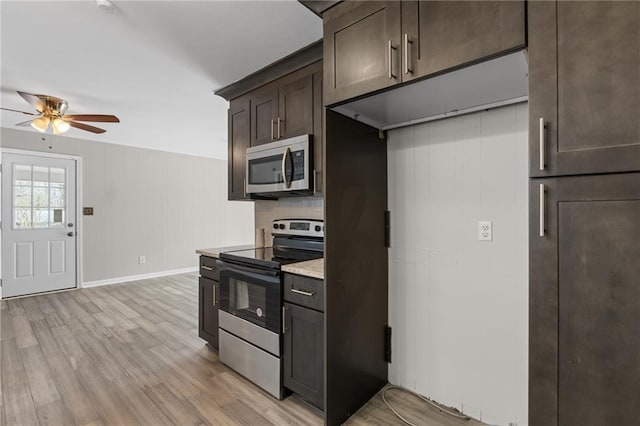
[31, 116, 50, 132]
[52, 118, 70, 134]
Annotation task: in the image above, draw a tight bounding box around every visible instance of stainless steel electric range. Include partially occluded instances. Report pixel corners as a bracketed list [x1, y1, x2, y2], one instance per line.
[216, 219, 324, 398]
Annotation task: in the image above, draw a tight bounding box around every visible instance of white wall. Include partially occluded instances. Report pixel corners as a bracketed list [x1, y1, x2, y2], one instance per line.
[387, 104, 528, 425]
[0, 128, 254, 284]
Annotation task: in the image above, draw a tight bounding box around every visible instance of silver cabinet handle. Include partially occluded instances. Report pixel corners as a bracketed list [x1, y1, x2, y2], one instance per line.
[201, 265, 214, 271]
[539, 184, 545, 237]
[282, 306, 287, 334]
[291, 288, 315, 297]
[539, 118, 546, 171]
[212, 284, 217, 306]
[277, 117, 282, 139]
[404, 34, 413, 75]
[388, 40, 397, 80]
[270, 119, 275, 141]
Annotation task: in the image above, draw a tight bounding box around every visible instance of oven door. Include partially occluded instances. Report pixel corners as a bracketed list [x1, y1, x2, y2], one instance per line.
[246, 135, 312, 194]
[218, 261, 281, 334]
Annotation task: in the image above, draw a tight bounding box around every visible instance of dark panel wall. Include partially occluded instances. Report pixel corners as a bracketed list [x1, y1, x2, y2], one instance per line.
[324, 110, 388, 425]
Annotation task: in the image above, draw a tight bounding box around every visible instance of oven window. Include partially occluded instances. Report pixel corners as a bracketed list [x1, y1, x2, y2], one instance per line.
[248, 154, 284, 185]
[228, 277, 268, 328]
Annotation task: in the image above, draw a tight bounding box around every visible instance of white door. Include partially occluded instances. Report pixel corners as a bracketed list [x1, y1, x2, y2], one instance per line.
[2, 153, 77, 297]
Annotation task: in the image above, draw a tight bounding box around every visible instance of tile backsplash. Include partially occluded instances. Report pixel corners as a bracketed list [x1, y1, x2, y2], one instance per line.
[254, 197, 324, 243]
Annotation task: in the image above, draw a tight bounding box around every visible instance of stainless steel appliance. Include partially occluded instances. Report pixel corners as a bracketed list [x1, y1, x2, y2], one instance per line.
[245, 135, 313, 196]
[217, 219, 324, 399]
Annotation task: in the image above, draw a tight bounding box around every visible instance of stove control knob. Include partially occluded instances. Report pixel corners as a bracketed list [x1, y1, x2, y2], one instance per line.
[279, 224, 286, 230]
[273, 224, 278, 230]
[315, 225, 321, 232]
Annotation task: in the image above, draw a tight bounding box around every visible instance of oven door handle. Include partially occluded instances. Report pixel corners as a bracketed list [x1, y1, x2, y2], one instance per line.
[219, 263, 280, 278]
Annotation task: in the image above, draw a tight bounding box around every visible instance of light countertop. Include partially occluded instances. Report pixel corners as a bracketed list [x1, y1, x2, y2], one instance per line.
[196, 244, 254, 259]
[282, 258, 324, 280]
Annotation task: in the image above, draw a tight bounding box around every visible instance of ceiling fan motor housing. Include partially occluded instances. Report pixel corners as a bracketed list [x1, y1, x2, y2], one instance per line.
[37, 95, 68, 116]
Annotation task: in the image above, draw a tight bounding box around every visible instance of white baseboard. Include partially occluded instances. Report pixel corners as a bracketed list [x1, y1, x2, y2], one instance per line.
[82, 267, 198, 288]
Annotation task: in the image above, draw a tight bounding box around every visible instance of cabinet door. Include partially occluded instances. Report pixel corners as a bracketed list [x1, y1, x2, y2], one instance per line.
[402, 1, 525, 82]
[228, 99, 250, 200]
[529, 173, 640, 426]
[199, 276, 219, 348]
[323, 1, 401, 106]
[251, 89, 278, 146]
[279, 74, 314, 140]
[283, 302, 324, 410]
[529, 1, 640, 177]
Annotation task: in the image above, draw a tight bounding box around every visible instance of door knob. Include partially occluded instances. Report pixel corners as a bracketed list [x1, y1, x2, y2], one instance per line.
[67, 232, 74, 237]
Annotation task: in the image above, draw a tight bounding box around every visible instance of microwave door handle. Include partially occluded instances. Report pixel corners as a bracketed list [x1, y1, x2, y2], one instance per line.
[281, 147, 292, 188]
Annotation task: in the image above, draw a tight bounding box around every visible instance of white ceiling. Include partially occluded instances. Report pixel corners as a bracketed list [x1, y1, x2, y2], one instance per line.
[0, 0, 322, 159]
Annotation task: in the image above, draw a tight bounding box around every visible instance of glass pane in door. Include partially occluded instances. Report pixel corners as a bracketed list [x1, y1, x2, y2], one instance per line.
[13, 164, 66, 229]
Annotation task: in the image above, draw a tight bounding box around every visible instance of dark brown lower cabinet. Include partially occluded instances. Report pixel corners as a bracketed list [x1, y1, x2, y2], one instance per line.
[283, 301, 324, 410]
[199, 256, 219, 349]
[198, 277, 219, 348]
[529, 173, 640, 426]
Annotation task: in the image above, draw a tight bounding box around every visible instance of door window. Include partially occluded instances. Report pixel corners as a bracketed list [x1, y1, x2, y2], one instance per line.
[13, 164, 66, 229]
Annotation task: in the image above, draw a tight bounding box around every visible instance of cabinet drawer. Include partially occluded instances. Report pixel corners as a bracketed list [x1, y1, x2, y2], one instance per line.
[284, 274, 324, 312]
[200, 256, 220, 281]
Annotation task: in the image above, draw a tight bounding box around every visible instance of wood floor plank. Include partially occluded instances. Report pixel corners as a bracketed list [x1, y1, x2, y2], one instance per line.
[144, 383, 206, 426]
[11, 314, 37, 349]
[1, 338, 39, 426]
[20, 345, 62, 407]
[50, 325, 93, 371]
[44, 352, 101, 426]
[35, 400, 76, 426]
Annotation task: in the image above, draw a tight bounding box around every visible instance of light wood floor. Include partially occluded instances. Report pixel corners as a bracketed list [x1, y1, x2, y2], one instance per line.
[1, 273, 484, 426]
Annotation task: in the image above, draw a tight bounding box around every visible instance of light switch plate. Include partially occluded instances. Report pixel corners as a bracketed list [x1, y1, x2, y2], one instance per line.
[478, 221, 493, 241]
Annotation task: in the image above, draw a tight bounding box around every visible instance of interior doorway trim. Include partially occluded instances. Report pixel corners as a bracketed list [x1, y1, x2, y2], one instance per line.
[0, 148, 83, 298]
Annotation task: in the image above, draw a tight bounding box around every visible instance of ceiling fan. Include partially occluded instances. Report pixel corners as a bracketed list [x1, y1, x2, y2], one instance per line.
[1, 91, 119, 134]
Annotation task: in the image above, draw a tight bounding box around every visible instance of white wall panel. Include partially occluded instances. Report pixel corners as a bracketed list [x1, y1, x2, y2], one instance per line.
[387, 103, 528, 425]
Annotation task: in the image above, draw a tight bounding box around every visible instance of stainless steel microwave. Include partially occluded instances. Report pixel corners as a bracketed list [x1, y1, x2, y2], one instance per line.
[246, 135, 313, 196]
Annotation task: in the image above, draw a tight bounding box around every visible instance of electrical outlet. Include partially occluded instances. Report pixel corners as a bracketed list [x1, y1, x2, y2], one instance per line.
[478, 221, 492, 241]
[138, 256, 146, 264]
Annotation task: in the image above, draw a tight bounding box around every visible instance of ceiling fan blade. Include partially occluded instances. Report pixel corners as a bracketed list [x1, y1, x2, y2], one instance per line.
[15, 120, 34, 127]
[17, 91, 47, 113]
[64, 114, 120, 123]
[0, 107, 38, 116]
[68, 121, 106, 134]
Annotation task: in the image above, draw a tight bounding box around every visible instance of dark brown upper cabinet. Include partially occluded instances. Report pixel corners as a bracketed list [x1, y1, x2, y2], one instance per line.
[250, 88, 279, 147]
[402, 1, 525, 82]
[529, 173, 640, 426]
[251, 73, 315, 147]
[529, 1, 640, 177]
[323, 0, 525, 106]
[323, 1, 401, 106]
[279, 74, 314, 139]
[228, 99, 250, 200]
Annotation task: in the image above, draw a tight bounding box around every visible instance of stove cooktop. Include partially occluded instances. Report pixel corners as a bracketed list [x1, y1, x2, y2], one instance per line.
[219, 246, 322, 270]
